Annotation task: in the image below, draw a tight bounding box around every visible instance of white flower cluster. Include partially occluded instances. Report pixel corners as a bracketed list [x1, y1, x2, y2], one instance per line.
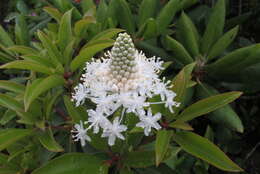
[71, 33, 180, 146]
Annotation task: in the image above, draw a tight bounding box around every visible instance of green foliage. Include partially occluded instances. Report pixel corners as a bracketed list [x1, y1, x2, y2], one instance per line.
[0, 0, 259, 173]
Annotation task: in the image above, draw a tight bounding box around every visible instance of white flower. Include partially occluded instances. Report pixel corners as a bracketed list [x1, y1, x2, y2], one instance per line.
[136, 108, 161, 136]
[101, 117, 127, 146]
[72, 84, 89, 106]
[86, 109, 110, 134]
[71, 32, 179, 146]
[71, 121, 91, 146]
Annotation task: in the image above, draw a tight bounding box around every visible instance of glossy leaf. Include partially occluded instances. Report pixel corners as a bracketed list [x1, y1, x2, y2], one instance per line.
[0, 25, 14, 47]
[201, 0, 225, 54]
[24, 75, 65, 111]
[173, 131, 243, 172]
[116, 0, 135, 34]
[70, 40, 113, 71]
[0, 80, 25, 93]
[31, 153, 108, 174]
[0, 129, 33, 151]
[89, 28, 124, 44]
[206, 44, 260, 75]
[15, 15, 29, 46]
[175, 91, 242, 122]
[58, 9, 72, 52]
[155, 130, 173, 166]
[43, 7, 62, 23]
[0, 110, 16, 125]
[177, 12, 200, 57]
[169, 121, 193, 130]
[38, 129, 64, 152]
[0, 94, 35, 124]
[156, 0, 180, 34]
[165, 35, 193, 65]
[37, 31, 62, 65]
[0, 60, 55, 74]
[8, 45, 38, 55]
[138, 0, 158, 27]
[196, 84, 244, 133]
[208, 26, 239, 60]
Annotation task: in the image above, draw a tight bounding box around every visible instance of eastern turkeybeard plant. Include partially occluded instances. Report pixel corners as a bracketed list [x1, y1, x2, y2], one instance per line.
[71, 33, 180, 146]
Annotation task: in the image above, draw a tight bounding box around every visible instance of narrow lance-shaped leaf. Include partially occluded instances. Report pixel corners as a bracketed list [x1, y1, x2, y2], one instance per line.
[0, 60, 55, 75]
[206, 44, 260, 76]
[8, 45, 38, 55]
[175, 91, 242, 122]
[115, 0, 135, 34]
[43, 7, 63, 23]
[70, 40, 114, 71]
[31, 153, 108, 174]
[196, 84, 244, 133]
[15, 14, 29, 46]
[0, 25, 14, 47]
[155, 130, 173, 166]
[177, 12, 200, 57]
[0, 80, 25, 93]
[0, 94, 36, 124]
[201, 0, 226, 54]
[89, 28, 124, 44]
[138, 0, 158, 27]
[173, 131, 243, 172]
[156, 0, 181, 34]
[58, 9, 73, 52]
[207, 26, 239, 60]
[37, 31, 63, 65]
[165, 35, 193, 65]
[38, 129, 64, 152]
[24, 75, 65, 111]
[0, 129, 34, 151]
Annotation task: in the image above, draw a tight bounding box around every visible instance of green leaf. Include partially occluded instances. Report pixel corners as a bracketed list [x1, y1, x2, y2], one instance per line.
[201, 0, 225, 54]
[0, 25, 14, 47]
[24, 75, 65, 111]
[74, 18, 94, 38]
[21, 55, 54, 67]
[138, 0, 158, 27]
[63, 95, 84, 123]
[0, 110, 16, 125]
[165, 35, 193, 65]
[171, 63, 195, 117]
[15, 14, 29, 46]
[0, 129, 33, 151]
[156, 0, 180, 34]
[8, 45, 38, 55]
[124, 151, 155, 168]
[137, 18, 157, 40]
[175, 91, 242, 122]
[115, 0, 135, 34]
[38, 129, 64, 152]
[206, 44, 260, 76]
[196, 84, 244, 133]
[207, 26, 239, 60]
[58, 9, 73, 52]
[0, 60, 55, 74]
[177, 12, 200, 57]
[0, 80, 25, 93]
[155, 130, 173, 166]
[43, 7, 63, 23]
[45, 90, 63, 119]
[37, 31, 63, 66]
[0, 94, 35, 124]
[31, 153, 108, 174]
[172, 131, 243, 172]
[89, 28, 124, 44]
[169, 121, 193, 130]
[70, 40, 113, 71]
